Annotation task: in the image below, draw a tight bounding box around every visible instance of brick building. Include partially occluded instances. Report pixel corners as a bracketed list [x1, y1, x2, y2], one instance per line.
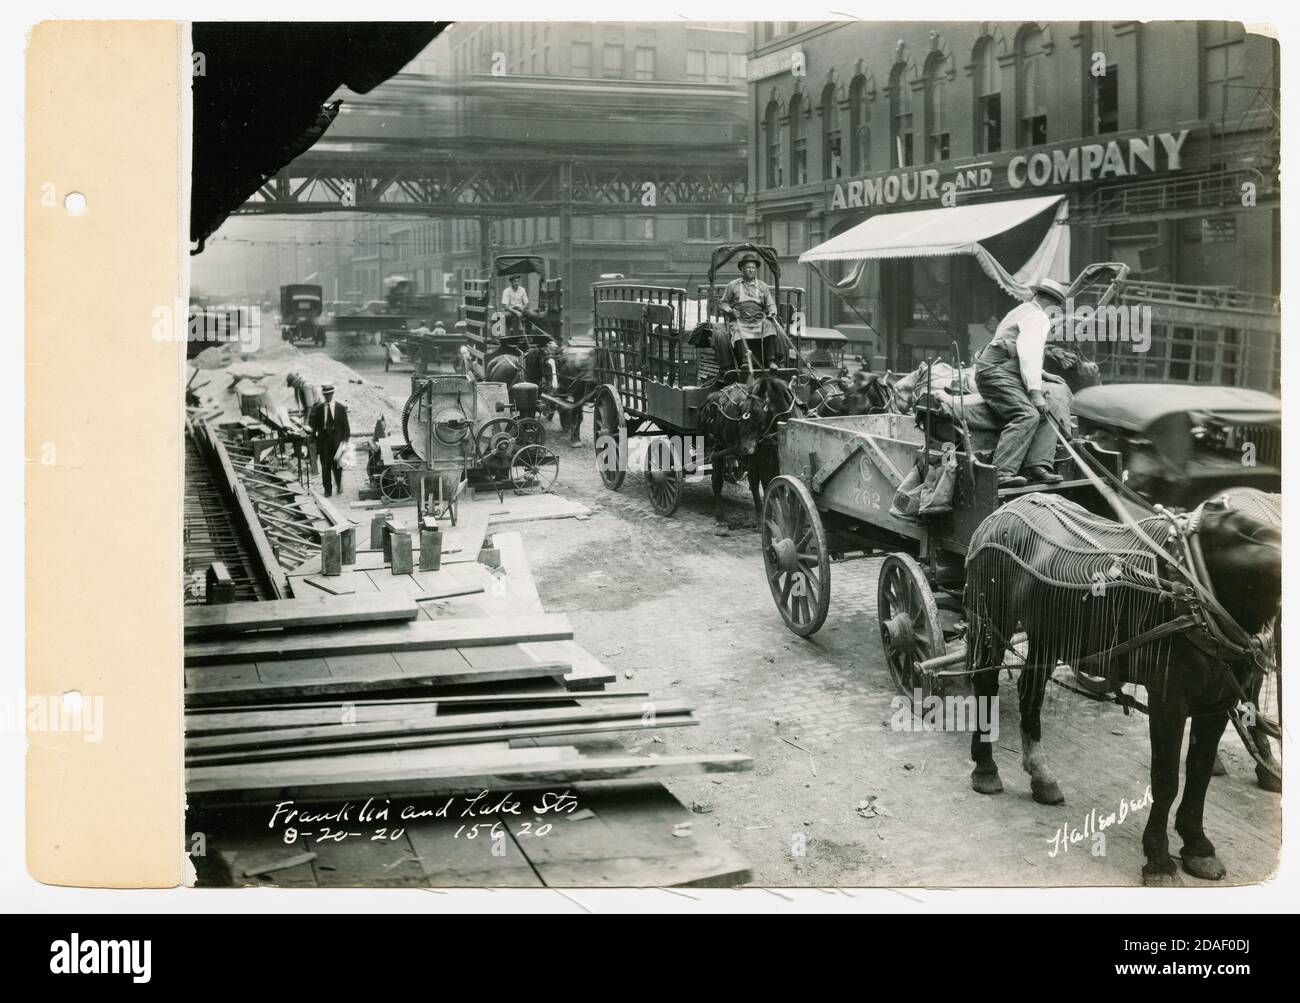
[746, 21, 1280, 389]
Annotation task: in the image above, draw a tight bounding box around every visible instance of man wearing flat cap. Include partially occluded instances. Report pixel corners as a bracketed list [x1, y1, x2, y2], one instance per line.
[719, 252, 781, 371]
[975, 277, 1069, 489]
[309, 383, 351, 497]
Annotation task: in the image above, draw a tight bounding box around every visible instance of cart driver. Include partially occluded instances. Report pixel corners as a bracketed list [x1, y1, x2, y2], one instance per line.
[501, 274, 530, 336]
[719, 252, 780, 370]
[975, 278, 1069, 489]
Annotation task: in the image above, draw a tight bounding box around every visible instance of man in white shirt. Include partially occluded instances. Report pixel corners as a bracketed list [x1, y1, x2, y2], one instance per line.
[975, 279, 1068, 489]
[501, 274, 530, 335]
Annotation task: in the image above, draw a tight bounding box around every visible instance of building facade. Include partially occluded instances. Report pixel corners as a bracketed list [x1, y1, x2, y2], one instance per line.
[747, 21, 1280, 389]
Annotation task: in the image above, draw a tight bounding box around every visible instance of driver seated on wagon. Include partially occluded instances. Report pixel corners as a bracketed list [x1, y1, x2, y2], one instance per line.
[718, 252, 785, 371]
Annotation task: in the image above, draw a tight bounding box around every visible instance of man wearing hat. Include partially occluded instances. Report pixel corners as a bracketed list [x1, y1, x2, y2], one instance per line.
[308, 383, 351, 497]
[501, 273, 530, 336]
[975, 278, 1069, 489]
[719, 252, 781, 370]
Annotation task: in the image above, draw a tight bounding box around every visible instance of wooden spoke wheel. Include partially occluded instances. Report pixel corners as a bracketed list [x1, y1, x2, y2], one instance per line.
[877, 552, 947, 699]
[510, 445, 559, 493]
[761, 475, 831, 637]
[645, 437, 685, 516]
[378, 460, 415, 502]
[592, 385, 627, 491]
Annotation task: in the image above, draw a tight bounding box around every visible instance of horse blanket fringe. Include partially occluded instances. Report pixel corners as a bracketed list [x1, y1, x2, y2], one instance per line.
[964, 492, 1184, 688]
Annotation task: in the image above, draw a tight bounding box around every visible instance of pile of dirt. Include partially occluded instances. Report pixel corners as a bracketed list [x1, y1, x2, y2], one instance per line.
[188, 343, 401, 435]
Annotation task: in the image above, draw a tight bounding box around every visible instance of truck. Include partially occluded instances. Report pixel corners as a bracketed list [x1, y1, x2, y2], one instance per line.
[279, 284, 326, 346]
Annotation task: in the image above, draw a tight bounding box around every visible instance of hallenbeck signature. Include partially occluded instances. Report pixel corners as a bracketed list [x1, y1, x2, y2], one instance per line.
[1047, 785, 1153, 858]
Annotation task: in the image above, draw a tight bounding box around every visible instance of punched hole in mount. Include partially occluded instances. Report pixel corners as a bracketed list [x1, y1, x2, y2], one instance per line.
[63, 192, 86, 215]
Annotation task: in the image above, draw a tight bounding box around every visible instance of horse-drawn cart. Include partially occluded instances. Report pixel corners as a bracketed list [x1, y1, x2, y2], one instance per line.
[762, 408, 1114, 684]
[590, 244, 806, 516]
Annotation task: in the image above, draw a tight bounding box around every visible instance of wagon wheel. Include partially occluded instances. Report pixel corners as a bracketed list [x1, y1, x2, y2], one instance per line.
[593, 384, 626, 491]
[510, 444, 559, 493]
[761, 475, 831, 637]
[878, 552, 947, 699]
[722, 455, 747, 484]
[645, 437, 685, 516]
[378, 460, 415, 502]
[475, 417, 520, 462]
[1231, 621, 1281, 789]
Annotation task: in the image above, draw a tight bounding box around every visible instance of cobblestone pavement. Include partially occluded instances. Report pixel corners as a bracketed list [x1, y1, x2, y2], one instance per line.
[343, 345, 1281, 888]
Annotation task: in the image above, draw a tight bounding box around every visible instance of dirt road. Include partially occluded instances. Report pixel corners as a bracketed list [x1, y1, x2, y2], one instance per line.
[337, 342, 1281, 888]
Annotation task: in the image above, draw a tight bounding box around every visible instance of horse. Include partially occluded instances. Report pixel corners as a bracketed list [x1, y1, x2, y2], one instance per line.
[806, 373, 893, 417]
[547, 345, 598, 447]
[961, 492, 1281, 885]
[700, 374, 795, 525]
[484, 344, 548, 389]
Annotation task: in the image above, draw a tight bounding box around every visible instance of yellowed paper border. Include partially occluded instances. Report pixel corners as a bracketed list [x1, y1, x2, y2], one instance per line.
[25, 20, 182, 887]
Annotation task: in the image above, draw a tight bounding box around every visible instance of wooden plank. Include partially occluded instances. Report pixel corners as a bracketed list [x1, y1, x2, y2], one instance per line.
[185, 655, 570, 707]
[186, 713, 698, 766]
[299, 576, 356, 596]
[188, 751, 754, 803]
[186, 691, 655, 733]
[185, 615, 573, 665]
[811, 436, 864, 492]
[506, 783, 752, 888]
[492, 532, 543, 613]
[184, 594, 418, 638]
[860, 433, 906, 488]
[188, 702, 695, 753]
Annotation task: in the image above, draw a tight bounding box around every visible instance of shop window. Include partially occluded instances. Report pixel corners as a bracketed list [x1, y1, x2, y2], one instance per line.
[764, 100, 782, 189]
[925, 53, 951, 163]
[789, 93, 808, 186]
[890, 64, 914, 168]
[849, 75, 870, 173]
[1018, 27, 1049, 146]
[974, 38, 1002, 154]
[821, 84, 842, 180]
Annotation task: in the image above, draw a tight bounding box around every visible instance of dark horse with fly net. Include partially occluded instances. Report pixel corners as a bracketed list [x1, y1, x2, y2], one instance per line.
[961, 491, 1280, 885]
[699, 372, 796, 526]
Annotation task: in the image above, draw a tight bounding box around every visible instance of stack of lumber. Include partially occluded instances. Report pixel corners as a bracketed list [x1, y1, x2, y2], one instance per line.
[184, 533, 753, 887]
[184, 600, 750, 804]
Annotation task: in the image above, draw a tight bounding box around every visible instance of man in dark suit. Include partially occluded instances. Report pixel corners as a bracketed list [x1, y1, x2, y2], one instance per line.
[309, 383, 351, 496]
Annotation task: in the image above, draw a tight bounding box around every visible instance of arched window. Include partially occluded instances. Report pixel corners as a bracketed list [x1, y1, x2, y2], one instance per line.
[821, 84, 842, 180]
[974, 37, 1002, 153]
[924, 52, 951, 162]
[1087, 22, 1120, 134]
[849, 75, 870, 174]
[764, 100, 782, 189]
[890, 64, 914, 167]
[1018, 27, 1048, 145]
[789, 92, 808, 185]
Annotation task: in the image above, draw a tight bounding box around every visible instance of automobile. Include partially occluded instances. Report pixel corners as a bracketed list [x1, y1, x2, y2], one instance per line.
[1072, 383, 1281, 509]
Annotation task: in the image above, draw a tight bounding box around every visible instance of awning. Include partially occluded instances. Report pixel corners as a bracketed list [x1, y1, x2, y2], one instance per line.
[799, 193, 1070, 301]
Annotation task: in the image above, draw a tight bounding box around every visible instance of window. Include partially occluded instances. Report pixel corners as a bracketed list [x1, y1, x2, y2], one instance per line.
[767, 219, 807, 256]
[571, 42, 591, 77]
[974, 38, 1002, 154]
[603, 44, 624, 79]
[708, 51, 728, 82]
[821, 84, 842, 180]
[1087, 23, 1120, 134]
[730, 53, 747, 81]
[925, 53, 951, 162]
[686, 49, 706, 81]
[635, 47, 655, 80]
[688, 216, 742, 241]
[764, 100, 782, 188]
[1203, 22, 1248, 120]
[890, 65, 914, 167]
[849, 75, 870, 173]
[627, 217, 655, 240]
[1019, 27, 1048, 145]
[789, 93, 808, 186]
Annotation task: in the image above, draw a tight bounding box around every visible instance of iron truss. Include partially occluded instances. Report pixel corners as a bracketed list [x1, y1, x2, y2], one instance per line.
[235, 150, 747, 217]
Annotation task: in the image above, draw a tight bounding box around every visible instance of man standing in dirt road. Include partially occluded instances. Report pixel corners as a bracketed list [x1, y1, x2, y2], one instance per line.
[309, 383, 351, 497]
